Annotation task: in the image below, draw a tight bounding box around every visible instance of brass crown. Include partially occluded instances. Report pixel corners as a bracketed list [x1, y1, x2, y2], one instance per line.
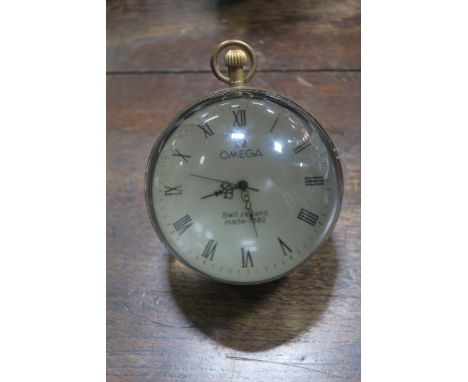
[224, 49, 248, 69]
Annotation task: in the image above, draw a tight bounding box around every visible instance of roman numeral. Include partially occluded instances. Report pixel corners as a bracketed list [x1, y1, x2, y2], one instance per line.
[173, 214, 193, 235]
[241, 247, 254, 268]
[172, 149, 191, 162]
[233, 109, 246, 127]
[297, 208, 319, 226]
[270, 115, 280, 132]
[201, 239, 217, 261]
[164, 185, 182, 196]
[305, 176, 325, 186]
[293, 139, 311, 154]
[278, 237, 292, 257]
[198, 122, 214, 139]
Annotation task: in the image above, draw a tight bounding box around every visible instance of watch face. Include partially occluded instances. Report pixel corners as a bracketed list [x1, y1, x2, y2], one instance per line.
[146, 89, 343, 284]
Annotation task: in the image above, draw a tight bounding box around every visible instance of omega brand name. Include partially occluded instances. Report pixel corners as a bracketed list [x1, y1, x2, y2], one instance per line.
[219, 148, 263, 160]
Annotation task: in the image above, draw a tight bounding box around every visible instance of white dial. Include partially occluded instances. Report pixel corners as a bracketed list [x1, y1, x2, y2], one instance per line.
[146, 89, 342, 284]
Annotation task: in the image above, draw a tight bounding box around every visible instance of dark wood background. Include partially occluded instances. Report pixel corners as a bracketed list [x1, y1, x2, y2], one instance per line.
[107, 0, 360, 380]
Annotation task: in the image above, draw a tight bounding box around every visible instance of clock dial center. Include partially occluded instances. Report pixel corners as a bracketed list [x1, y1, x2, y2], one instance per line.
[237, 180, 249, 191]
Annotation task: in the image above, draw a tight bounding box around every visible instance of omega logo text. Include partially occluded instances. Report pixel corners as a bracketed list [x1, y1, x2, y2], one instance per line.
[219, 148, 263, 160]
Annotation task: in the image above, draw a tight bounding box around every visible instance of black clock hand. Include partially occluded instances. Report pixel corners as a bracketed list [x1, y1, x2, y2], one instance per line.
[190, 173, 259, 192]
[190, 173, 231, 184]
[201, 189, 224, 199]
[241, 189, 258, 238]
[249, 209, 258, 238]
[201, 182, 235, 199]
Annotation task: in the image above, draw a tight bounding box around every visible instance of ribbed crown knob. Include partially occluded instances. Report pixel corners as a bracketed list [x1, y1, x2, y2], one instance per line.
[224, 49, 248, 69]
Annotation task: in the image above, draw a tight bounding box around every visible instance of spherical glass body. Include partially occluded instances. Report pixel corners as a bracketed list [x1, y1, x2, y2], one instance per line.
[146, 89, 343, 284]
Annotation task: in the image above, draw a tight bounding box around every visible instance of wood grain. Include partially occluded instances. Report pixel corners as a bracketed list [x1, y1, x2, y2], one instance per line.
[107, 71, 360, 381]
[107, 0, 360, 72]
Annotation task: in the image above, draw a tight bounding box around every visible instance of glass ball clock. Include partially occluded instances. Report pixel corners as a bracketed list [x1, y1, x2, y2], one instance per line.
[145, 40, 343, 284]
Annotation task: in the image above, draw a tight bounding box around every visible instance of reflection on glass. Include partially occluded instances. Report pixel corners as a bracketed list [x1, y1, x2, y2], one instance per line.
[274, 141, 283, 153]
[194, 222, 204, 233]
[204, 115, 219, 123]
[231, 132, 245, 140]
[241, 240, 257, 250]
[293, 162, 310, 168]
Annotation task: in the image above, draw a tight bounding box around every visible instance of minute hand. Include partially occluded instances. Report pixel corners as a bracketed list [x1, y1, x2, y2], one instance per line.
[241, 189, 258, 238]
[189, 173, 259, 192]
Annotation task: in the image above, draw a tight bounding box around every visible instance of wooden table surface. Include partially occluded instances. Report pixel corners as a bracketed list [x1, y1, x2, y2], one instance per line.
[107, 1, 360, 380]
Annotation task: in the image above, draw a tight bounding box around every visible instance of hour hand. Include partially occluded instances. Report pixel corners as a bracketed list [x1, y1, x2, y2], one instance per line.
[201, 190, 223, 199]
[201, 182, 235, 199]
